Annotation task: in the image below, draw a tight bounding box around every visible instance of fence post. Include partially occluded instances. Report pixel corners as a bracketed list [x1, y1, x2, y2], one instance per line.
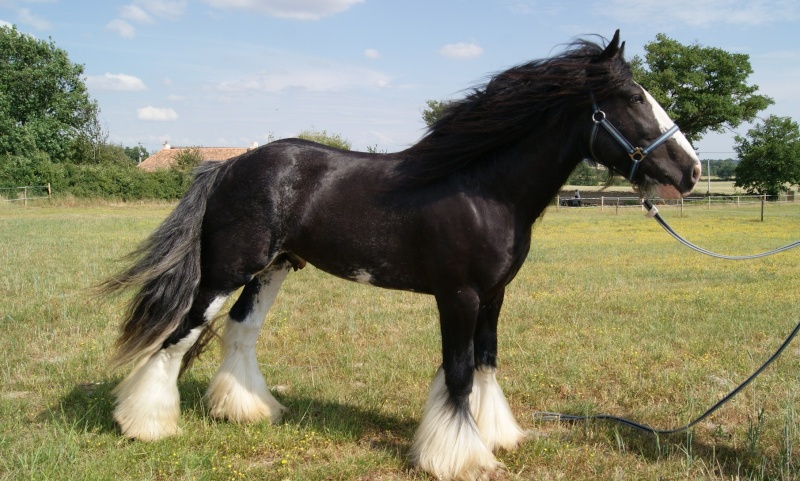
[680, 197, 684, 217]
[601, 196, 604, 212]
[47, 183, 51, 199]
[615, 197, 619, 215]
[556, 195, 560, 210]
[761, 194, 765, 222]
[23, 187, 28, 207]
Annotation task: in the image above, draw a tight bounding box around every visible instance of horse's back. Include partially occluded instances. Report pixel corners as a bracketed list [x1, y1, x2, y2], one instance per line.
[199, 139, 418, 287]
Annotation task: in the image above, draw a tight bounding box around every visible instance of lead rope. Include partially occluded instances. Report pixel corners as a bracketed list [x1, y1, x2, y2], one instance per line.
[533, 318, 800, 434]
[533, 199, 800, 434]
[641, 199, 800, 259]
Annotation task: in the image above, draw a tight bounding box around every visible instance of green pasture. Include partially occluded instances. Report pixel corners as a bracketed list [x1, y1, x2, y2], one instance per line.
[1, 200, 799, 480]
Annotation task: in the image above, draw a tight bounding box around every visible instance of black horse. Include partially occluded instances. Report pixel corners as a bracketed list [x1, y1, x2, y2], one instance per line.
[104, 31, 700, 480]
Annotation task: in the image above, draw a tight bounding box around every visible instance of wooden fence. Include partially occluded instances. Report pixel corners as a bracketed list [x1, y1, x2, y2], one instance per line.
[0, 184, 51, 205]
[555, 193, 797, 221]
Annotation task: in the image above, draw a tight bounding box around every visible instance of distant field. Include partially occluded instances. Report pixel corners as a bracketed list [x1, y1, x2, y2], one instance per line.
[1, 201, 799, 480]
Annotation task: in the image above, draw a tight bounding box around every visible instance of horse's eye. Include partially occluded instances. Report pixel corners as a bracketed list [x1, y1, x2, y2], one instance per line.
[630, 94, 644, 104]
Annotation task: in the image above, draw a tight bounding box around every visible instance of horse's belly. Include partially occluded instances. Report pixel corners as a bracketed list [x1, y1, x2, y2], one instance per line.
[298, 251, 431, 294]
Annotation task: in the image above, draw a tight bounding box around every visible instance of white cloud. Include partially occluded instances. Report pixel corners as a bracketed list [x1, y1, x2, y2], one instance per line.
[135, 0, 187, 19]
[120, 4, 154, 23]
[106, 19, 136, 38]
[17, 8, 51, 30]
[108, 1, 184, 38]
[137, 106, 178, 121]
[364, 48, 380, 59]
[215, 64, 391, 93]
[87, 73, 147, 91]
[601, 0, 799, 26]
[438, 42, 484, 60]
[198, 0, 364, 20]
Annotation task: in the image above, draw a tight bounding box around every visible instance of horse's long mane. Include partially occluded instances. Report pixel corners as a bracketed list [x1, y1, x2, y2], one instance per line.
[396, 36, 633, 186]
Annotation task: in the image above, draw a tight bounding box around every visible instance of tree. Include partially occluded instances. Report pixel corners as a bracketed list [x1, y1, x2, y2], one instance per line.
[631, 33, 773, 144]
[0, 25, 99, 162]
[124, 145, 150, 164]
[711, 158, 737, 181]
[421, 100, 451, 127]
[174, 147, 205, 174]
[297, 129, 351, 150]
[734, 115, 800, 197]
[567, 161, 602, 185]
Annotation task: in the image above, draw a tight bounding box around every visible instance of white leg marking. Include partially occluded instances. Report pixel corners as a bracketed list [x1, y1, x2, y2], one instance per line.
[352, 269, 374, 285]
[113, 327, 202, 441]
[411, 367, 500, 481]
[204, 295, 228, 321]
[469, 366, 527, 452]
[206, 268, 288, 423]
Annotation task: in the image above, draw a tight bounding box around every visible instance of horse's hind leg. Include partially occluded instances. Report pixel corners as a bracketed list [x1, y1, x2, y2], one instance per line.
[206, 259, 292, 423]
[113, 288, 230, 441]
[470, 289, 526, 452]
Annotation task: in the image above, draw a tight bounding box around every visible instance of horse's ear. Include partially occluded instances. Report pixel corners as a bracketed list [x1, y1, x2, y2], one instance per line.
[599, 29, 622, 60]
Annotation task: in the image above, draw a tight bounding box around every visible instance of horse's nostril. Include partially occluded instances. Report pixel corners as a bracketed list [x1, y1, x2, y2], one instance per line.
[692, 163, 702, 184]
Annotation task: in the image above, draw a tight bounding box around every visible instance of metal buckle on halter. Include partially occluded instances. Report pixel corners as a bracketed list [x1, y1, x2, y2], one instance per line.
[629, 147, 646, 162]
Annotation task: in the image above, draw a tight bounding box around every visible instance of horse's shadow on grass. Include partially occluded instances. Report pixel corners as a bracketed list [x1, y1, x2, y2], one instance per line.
[47, 380, 774, 476]
[581, 422, 774, 478]
[46, 375, 416, 459]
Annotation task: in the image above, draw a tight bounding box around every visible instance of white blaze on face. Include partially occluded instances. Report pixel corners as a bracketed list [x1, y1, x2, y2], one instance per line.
[639, 85, 699, 163]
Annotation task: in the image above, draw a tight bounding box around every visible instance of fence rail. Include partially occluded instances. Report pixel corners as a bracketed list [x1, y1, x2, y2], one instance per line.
[0, 183, 51, 205]
[555, 193, 798, 220]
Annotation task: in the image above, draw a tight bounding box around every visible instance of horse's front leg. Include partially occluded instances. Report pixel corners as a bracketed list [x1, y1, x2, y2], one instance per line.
[471, 288, 527, 452]
[411, 289, 499, 481]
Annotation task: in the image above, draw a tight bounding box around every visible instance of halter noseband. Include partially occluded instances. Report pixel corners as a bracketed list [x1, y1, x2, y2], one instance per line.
[589, 97, 681, 182]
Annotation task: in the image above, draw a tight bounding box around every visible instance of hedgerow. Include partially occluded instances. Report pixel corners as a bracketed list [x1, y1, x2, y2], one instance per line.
[0, 154, 190, 200]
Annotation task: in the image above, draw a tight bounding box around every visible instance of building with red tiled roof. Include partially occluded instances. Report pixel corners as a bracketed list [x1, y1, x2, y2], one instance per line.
[138, 141, 258, 172]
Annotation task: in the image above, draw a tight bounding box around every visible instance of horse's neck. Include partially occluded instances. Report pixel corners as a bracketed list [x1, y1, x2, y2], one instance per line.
[485, 137, 584, 225]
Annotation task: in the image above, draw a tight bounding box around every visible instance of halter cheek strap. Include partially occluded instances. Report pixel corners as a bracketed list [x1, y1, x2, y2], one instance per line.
[589, 100, 681, 182]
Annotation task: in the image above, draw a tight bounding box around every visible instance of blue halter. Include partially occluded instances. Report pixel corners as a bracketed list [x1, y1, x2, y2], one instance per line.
[589, 99, 681, 182]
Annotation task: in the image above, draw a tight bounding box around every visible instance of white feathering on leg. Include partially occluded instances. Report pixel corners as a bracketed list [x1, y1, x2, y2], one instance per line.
[469, 366, 527, 452]
[206, 268, 288, 423]
[206, 319, 285, 422]
[411, 367, 500, 481]
[113, 327, 202, 441]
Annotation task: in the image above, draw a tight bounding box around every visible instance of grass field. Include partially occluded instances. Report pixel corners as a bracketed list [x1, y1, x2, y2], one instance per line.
[1, 199, 799, 480]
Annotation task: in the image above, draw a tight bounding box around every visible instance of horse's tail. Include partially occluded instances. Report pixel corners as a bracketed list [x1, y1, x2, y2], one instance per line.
[101, 161, 227, 368]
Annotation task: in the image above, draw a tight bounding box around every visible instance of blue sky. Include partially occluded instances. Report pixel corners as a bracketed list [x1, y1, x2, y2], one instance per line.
[1, 0, 799, 159]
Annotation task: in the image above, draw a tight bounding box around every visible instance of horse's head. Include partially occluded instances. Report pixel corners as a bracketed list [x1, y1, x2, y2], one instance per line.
[587, 31, 701, 199]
